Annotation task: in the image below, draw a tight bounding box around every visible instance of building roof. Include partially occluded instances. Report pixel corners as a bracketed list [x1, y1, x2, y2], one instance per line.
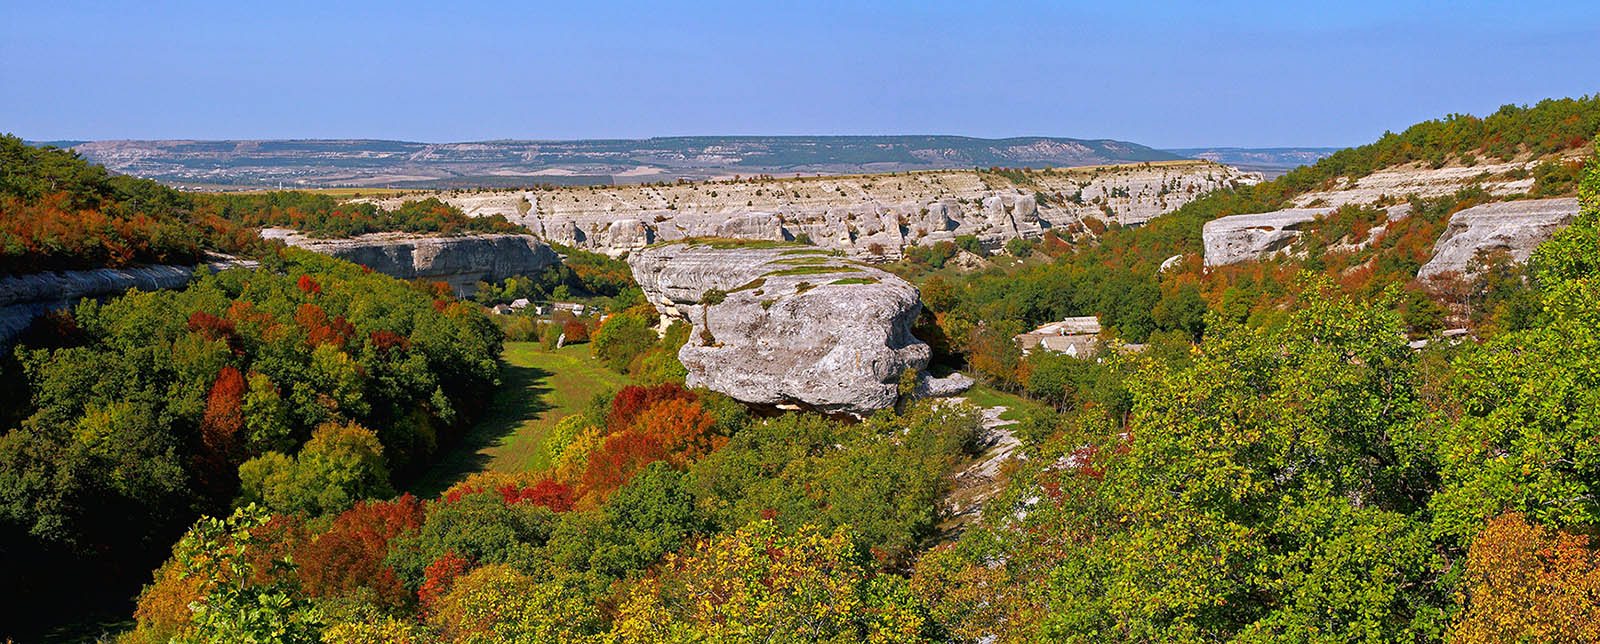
[1028, 316, 1102, 336]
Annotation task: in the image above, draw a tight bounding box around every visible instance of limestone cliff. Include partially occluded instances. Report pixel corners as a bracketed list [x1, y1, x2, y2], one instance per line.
[1416, 197, 1581, 281]
[372, 161, 1257, 257]
[262, 229, 560, 295]
[629, 241, 969, 415]
[0, 259, 254, 346]
[1201, 208, 1331, 267]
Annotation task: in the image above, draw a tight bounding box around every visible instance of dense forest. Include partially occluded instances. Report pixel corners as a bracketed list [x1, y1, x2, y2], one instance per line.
[0, 135, 524, 275]
[0, 250, 506, 636]
[1, 98, 1598, 642]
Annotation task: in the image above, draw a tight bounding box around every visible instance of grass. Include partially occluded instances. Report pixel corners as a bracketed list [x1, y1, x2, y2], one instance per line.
[830, 277, 879, 285]
[763, 265, 861, 277]
[771, 256, 830, 265]
[957, 380, 1053, 421]
[728, 278, 766, 293]
[409, 342, 630, 497]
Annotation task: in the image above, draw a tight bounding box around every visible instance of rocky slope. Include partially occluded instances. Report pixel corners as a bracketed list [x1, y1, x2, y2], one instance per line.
[629, 241, 970, 415]
[372, 161, 1257, 257]
[1203, 152, 1588, 269]
[1201, 208, 1333, 267]
[1417, 197, 1582, 280]
[262, 229, 560, 295]
[0, 259, 254, 347]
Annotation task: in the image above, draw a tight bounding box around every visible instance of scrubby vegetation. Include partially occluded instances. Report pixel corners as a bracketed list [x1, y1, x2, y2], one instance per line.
[194, 191, 524, 239]
[0, 135, 524, 276]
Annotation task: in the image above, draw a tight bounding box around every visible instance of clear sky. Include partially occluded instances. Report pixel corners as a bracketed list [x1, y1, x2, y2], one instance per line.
[1, 0, 1593, 148]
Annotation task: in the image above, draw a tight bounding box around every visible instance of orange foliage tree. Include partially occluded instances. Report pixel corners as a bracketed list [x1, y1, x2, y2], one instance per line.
[1451, 513, 1600, 643]
[605, 383, 696, 433]
[576, 430, 669, 505]
[418, 552, 474, 616]
[295, 495, 425, 608]
[631, 398, 723, 467]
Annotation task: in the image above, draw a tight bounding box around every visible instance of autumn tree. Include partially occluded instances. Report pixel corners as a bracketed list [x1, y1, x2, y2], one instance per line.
[295, 494, 425, 608]
[1451, 513, 1600, 644]
[608, 521, 928, 643]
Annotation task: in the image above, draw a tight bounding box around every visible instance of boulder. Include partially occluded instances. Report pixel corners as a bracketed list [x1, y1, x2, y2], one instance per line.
[1201, 208, 1331, 267]
[1417, 197, 1581, 281]
[629, 241, 964, 415]
[266, 229, 560, 296]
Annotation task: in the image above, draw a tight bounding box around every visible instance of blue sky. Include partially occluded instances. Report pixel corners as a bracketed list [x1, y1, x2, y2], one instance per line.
[1, 1, 1593, 147]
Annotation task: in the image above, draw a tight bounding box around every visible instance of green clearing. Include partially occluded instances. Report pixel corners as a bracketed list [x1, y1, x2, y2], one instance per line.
[955, 380, 1051, 421]
[409, 342, 631, 497]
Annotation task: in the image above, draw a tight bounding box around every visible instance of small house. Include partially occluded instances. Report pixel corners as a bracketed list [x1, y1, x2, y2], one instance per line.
[1015, 316, 1103, 358]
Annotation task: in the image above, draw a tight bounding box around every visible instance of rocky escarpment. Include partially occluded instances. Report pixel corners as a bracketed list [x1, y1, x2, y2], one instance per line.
[629, 242, 970, 415]
[262, 229, 560, 295]
[1201, 208, 1333, 267]
[374, 162, 1258, 257]
[1416, 197, 1582, 281]
[0, 259, 254, 346]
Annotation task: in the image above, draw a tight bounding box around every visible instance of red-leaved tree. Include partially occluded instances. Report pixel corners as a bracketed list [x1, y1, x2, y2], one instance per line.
[419, 552, 474, 616]
[199, 365, 247, 487]
[296, 495, 425, 608]
[605, 383, 696, 433]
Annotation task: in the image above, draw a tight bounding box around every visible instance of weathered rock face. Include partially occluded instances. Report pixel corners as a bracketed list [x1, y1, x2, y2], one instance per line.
[1201, 208, 1331, 267]
[0, 260, 254, 346]
[262, 229, 560, 295]
[629, 242, 968, 415]
[372, 162, 1258, 257]
[1416, 197, 1581, 281]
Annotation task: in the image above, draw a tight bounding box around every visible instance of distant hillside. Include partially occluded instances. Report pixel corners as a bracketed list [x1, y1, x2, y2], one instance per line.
[1165, 147, 1344, 176]
[47, 136, 1185, 189]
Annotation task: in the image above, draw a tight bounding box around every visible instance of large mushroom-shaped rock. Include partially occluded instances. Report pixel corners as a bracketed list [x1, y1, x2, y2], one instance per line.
[1201, 208, 1331, 267]
[629, 241, 965, 415]
[264, 229, 560, 296]
[1416, 197, 1581, 281]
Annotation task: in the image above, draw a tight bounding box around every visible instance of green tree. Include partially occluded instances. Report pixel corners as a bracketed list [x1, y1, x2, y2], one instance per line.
[169, 505, 324, 644]
[235, 422, 393, 517]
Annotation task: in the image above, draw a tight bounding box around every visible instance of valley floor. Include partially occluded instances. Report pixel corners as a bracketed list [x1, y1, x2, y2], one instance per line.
[409, 342, 631, 496]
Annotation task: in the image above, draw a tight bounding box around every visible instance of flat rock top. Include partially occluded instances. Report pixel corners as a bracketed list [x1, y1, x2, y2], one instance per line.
[1202, 207, 1332, 233]
[1417, 197, 1582, 280]
[1445, 197, 1580, 223]
[629, 240, 930, 415]
[629, 241, 913, 308]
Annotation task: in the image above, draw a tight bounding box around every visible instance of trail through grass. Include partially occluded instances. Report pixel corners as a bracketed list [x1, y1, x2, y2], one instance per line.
[410, 342, 630, 496]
